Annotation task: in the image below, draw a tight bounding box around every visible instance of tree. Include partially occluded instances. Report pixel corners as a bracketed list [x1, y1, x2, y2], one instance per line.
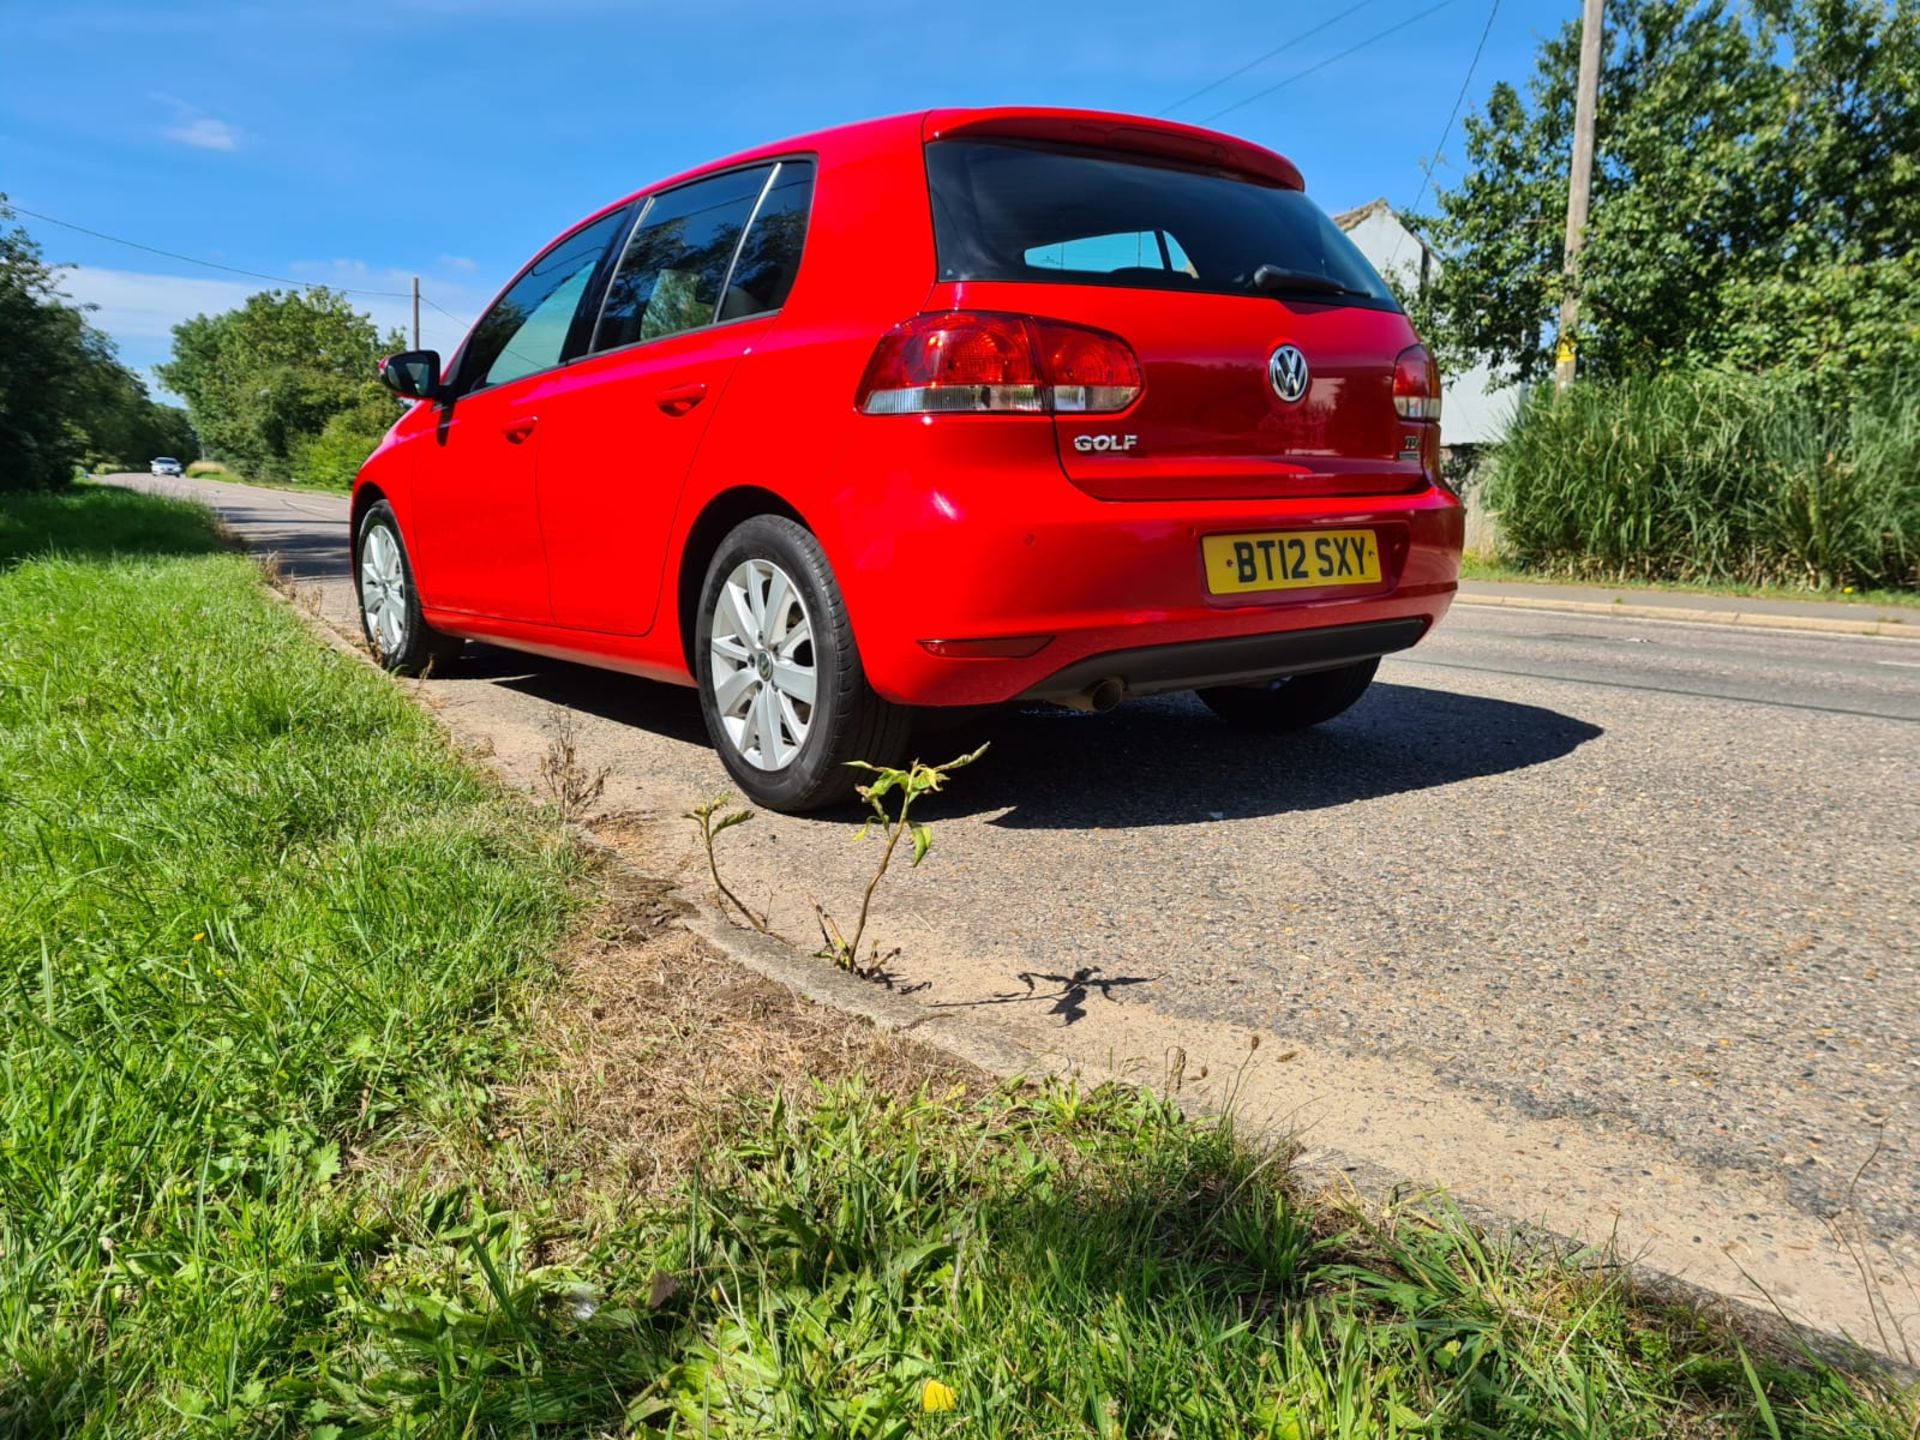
[69, 346, 200, 470]
[1415, 0, 1920, 385]
[0, 197, 193, 487]
[0, 198, 95, 490]
[158, 289, 402, 481]
[289, 394, 397, 489]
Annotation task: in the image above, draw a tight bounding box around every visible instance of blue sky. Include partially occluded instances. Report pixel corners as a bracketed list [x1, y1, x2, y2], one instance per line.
[2, 0, 1563, 399]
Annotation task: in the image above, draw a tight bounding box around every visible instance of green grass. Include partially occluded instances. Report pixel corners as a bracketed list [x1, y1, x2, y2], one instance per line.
[0, 485, 580, 1434]
[334, 1082, 1914, 1437]
[0, 483, 230, 565]
[2, 485, 1914, 1436]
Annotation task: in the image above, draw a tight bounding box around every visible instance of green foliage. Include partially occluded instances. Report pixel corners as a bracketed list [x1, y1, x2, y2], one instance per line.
[0, 486, 579, 1434]
[297, 1082, 1914, 1437]
[687, 793, 768, 930]
[289, 392, 400, 490]
[0, 198, 195, 490]
[1488, 368, 1920, 588]
[1417, 0, 1920, 385]
[72, 355, 201, 473]
[157, 287, 403, 482]
[0, 201, 89, 490]
[819, 745, 988, 976]
[1715, 252, 1920, 379]
[0, 483, 223, 566]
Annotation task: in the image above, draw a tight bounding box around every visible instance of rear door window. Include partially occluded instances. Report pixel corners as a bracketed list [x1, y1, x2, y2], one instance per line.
[718, 159, 815, 321]
[593, 166, 771, 351]
[927, 140, 1395, 307]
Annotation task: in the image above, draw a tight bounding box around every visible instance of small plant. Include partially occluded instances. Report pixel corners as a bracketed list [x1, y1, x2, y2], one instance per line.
[685, 794, 767, 932]
[537, 712, 609, 822]
[817, 744, 986, 979]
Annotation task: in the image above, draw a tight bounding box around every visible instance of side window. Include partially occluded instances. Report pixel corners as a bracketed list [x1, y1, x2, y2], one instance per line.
[718, 159, 815, 321]
[459, 207, 629, 393]
[593, 167, 770, 352]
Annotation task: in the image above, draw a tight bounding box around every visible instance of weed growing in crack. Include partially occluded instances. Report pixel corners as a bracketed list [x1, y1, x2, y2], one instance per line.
[685, 794, 768, 932]
[538, 712, 609, 822]
[818, 744, 987, 981]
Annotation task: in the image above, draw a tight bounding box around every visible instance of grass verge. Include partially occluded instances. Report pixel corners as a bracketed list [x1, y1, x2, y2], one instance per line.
[0, 485, 580, 1432]
[3, 485, 1913, 1436]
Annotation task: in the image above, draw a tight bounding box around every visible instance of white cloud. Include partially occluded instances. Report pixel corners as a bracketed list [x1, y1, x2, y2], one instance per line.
[56, 266, 256, 340]
[163, 115, 241, 151]
[151, 93, 242, 151]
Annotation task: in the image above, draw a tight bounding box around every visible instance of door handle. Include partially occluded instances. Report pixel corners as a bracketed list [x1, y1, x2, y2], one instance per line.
[502, 417, 538, 444]
[655, 382, 708, 416]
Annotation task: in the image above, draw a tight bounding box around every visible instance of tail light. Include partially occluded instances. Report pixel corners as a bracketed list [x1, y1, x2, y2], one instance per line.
[857, 312, 1142, 416]
[1393, 344, 1442, 421]
[1393, 343, 1443, 487]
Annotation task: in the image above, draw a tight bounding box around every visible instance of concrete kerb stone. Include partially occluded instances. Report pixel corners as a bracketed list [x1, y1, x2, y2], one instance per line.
[1456, 592, 1918, 641]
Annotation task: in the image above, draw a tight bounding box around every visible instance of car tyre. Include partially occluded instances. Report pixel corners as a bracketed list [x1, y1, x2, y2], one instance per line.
[695, 515, 910, 812]
[1196, 658, 1379, 731]
[354, 500, 464, 676]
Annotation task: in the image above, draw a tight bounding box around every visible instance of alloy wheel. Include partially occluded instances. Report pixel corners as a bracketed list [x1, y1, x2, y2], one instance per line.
[708, 557, 816, 770]
[359, 523, 408, 657]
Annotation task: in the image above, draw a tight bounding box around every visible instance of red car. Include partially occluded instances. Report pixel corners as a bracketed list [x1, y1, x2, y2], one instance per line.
[356, 107, 1462, 811]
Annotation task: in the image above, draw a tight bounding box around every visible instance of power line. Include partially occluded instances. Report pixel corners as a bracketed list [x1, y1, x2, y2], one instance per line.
[8, 202, 418, 301]
[1158, 1, 1377, 118]
[1389, 0, 1501, 269]
[1405, 0, 1501, 221]
[419, 295, 472, 330]
[1201, 0, 1464, 126]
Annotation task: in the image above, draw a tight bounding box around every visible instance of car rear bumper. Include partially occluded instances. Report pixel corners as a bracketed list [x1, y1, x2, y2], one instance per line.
[1015, 616, 1430, 702]
[823, 417, 1465, 708]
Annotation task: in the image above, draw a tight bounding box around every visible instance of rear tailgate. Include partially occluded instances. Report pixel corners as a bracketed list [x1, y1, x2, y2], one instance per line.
[924, 134, 1430, 501]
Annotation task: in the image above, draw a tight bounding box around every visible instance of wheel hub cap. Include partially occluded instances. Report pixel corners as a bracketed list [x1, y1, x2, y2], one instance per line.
[709, 558, 816, 771]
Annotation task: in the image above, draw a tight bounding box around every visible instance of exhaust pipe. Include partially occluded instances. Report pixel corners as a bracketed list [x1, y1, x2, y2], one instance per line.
[1060, 677, 1124, 714]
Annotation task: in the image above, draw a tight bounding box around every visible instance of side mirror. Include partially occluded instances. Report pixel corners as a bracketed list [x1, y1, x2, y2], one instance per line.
[379, 349, 443, 402]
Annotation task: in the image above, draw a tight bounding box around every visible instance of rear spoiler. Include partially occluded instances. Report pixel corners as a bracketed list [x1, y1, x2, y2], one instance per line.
[921, 106, 1305, 191]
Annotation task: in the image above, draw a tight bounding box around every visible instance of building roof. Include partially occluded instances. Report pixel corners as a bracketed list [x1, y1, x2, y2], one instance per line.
[1331, 196, 1395, 232]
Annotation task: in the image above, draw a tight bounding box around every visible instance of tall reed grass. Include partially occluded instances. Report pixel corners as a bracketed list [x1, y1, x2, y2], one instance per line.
[1487, 369, 1920, 590]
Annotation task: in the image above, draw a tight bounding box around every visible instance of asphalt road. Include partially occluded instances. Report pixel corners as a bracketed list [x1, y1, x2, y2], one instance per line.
[114, 473, 1919, 1347]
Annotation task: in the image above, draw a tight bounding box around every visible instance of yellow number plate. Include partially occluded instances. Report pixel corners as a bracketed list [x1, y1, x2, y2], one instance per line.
[1202, 528, 1382, 595]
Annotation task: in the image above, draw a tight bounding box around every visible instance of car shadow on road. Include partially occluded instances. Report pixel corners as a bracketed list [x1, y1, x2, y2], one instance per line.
[919, 682, 1603, 828]
[461, 645, 715, 748]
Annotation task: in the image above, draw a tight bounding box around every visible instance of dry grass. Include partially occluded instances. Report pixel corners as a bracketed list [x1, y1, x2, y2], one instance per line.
[500, 864, 980, 1211]
[537, 711, 611, 821]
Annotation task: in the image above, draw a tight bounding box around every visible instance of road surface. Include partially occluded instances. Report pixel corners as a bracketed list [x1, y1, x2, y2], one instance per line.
[114, 473, 1919, 1349]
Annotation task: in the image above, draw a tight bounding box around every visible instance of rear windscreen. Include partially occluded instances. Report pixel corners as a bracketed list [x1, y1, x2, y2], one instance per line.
[926, 139, 1399, 308]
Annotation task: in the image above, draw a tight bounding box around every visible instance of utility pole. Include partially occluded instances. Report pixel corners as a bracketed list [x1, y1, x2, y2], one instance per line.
[411, 275, 421, 351]
[1555, 0, 1604, 390]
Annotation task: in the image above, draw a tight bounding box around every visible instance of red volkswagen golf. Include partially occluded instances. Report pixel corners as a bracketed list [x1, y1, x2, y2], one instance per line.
[355, 107, 1463, 810]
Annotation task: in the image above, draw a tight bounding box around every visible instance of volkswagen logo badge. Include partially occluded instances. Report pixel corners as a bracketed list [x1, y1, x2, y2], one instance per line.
[1269, 344, 1310, 403]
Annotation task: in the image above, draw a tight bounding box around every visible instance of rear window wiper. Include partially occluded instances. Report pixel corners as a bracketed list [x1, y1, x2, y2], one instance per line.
[1245, 264, 1371, 300]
